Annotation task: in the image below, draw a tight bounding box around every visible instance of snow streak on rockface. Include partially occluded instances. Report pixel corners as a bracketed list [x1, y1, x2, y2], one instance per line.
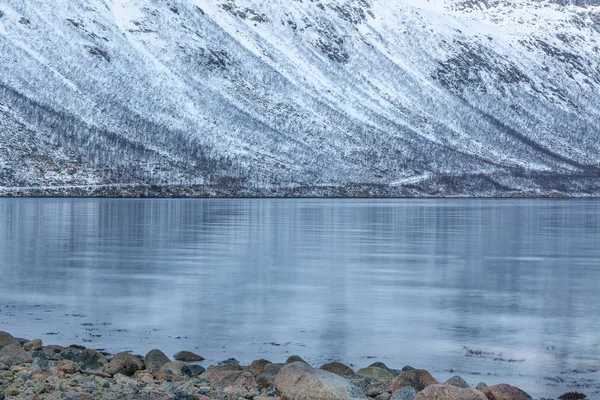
[1, 0, 599, 196]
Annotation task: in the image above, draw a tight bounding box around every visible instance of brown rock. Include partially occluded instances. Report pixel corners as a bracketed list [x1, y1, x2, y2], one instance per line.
[103, 352, 144, 376]
[249, 359, 272, 375]
[274, 361, 368, 400]
[58, 360, 80, 375]
[173, 350, 204, 362]
[0, 344, 33, 366]
[415, 384, 487, 400]
[285, 355, 308, 364]
[391, 369, 438, 392]
[225, 371, 260, 397]
[24, 339, 43, 352]
[483, 384, 532, 400]
[321, 361, 356, 377]
[200, 364, 244, 389]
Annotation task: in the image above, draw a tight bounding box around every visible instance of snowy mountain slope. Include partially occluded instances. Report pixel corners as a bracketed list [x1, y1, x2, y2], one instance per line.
[0, 0, 599, 196]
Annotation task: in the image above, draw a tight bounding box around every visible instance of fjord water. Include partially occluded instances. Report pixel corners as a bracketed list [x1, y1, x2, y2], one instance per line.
[1, 199, 599, 397]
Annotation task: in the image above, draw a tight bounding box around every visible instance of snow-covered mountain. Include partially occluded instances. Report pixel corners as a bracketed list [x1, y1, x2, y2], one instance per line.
[1, 0, 599, 196]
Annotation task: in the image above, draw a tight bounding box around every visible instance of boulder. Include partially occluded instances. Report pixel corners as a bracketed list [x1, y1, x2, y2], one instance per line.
[75, 349, 108, 371]
[155, 361, 193, 382]
[483, 384, 532, 400]
[189, 364, 206, 375]
[224, 371, 260, 397]
[200, 364, 244, 390]
[414, 384, 487, 400]
[391, 369, 438, 392]
[366, 380, 392, 397]
[357, 367, 395, 382]
[42, 345, 65, 360]
[257, 362, 284, 388]
[0, 332, 18, 349]
[445, 376, 470, 388]
[173, 351, 204, 362]
[391, 387, 418, 400]
[321, 362, 355, 377]
[401, 366, 415, 372]
[475, 383, 488, 391]
[144, 349, 170, 372]
[275, 361, 368, 400]
[23, 339, 42, 352]
[250, 359, 272, 375]
[369, 362, 395, 374]
[285, 355, 308, 364]
[218, 357, 239, 365]
[0, 344, 33, 366]
[58, 360, 80, 375]
[103, 352, 144, 376]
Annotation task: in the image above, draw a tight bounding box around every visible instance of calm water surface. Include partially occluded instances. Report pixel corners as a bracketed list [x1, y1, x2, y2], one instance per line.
[1, 199, 599, 398]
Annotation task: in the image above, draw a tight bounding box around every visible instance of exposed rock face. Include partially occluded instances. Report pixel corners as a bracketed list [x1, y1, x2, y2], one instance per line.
[391, 369, 439, 392]
[144, 349, 170, 372]
[275, 361, 368, 400]
[483, 384, 533, 400]
[414, 384, 487, 400]
[321, 362, 356, 378]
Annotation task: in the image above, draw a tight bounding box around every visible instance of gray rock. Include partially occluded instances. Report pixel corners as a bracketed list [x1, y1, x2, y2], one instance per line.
[391, 369, 439, 392]
[475, 382, 487, 391]
[23, 339, 42, 352]
[0, 344, 33, 366]
[155, 361, 193, 382]
[445, 375, 470, 388]
[174, 351, 204, 362]
[145, 349, 170, 372]
[76, 349, 109, 371]
[104, 352, 144, 376]
[391, 387, 418, 400]
[188, 364, 206, 375]
[217, 357, 239, 365]
[0, 332, 18, 349]
[275, 362, 368, 400]
[401, 366, 415, 372]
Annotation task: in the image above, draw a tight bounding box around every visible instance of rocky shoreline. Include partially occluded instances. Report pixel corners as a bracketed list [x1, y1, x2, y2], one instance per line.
[0, 331, 585, 400]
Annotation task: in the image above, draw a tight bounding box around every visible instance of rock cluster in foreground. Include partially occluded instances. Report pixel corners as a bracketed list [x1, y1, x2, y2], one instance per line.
[0, 331, 541, 400]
